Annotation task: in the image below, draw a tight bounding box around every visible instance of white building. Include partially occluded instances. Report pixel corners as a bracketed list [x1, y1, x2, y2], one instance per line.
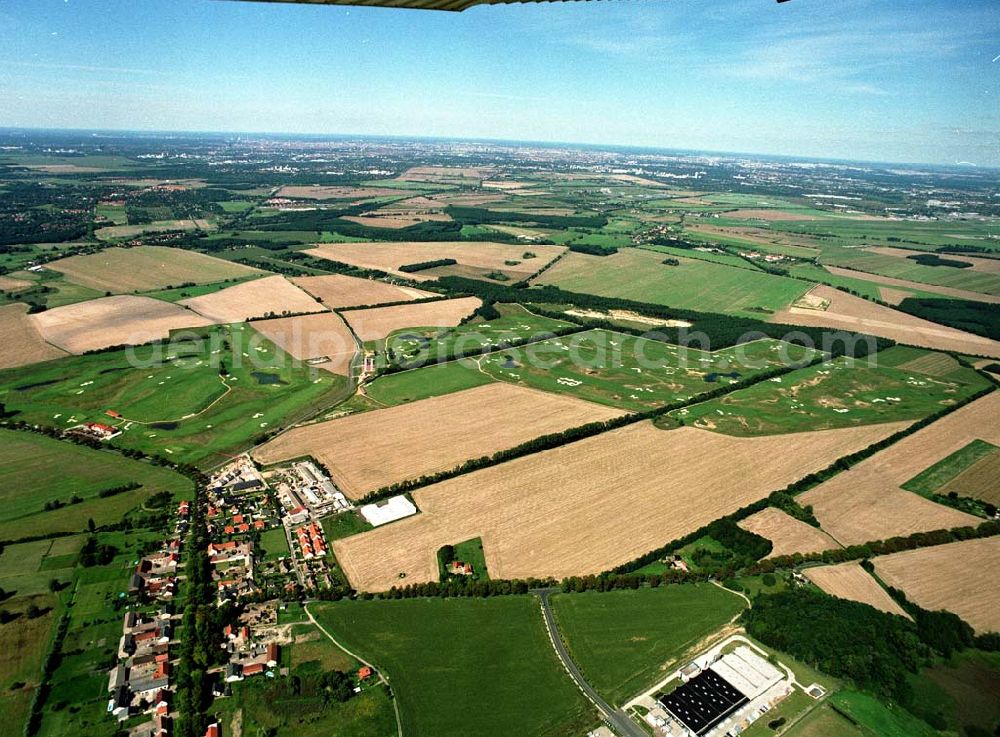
[360, 496, 417, 527]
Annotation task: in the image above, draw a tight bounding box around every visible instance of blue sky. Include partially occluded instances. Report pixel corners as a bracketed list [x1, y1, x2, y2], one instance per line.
[0, 0, 997, 165]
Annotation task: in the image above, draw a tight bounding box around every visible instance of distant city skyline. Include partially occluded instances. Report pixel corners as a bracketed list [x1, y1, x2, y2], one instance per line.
[1, 0, 998, 166]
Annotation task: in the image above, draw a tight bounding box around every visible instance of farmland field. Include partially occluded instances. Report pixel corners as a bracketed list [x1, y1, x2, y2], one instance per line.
[332, 421, 906, 591]
[0, 429, 192, 539]
[902, 439, 999, 500]
[476, 330, 818, 411]
[674, 347, 990, 435]
[181, 274, 327, 322]
[250, 312, 357, 375]
[291, 273, 434, 307]
[0, 324, 345, 465]
[253, 383, 624, 498]
[769, 285, 1000, 357]
[306, 240, 566, 282]
[737, 508, 841, 557]
[47, 245, 262, 293]
[363, 358, 494, 405]
[872, 537, 1000, 634]
[382, 302, 575, 367]
[819, 246, 1000, 296]
[800, 392, 1000, 544]
[550, 584, 746, 705]
[30, 295, 213, 353]
[310, 597, 595, 737]
[784, 689, 939, 737]
[0, 303, 67, 368]
[803, 562, 909, 617]
[342, 296, 482, 341]
[534, 248, 810, 318]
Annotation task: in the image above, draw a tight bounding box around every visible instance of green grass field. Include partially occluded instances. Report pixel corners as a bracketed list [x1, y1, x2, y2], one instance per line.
[260, 526, 291, 559]
[0, 324, 346, 466]
[383, 303, 575, 367]
[674, 347, 990, 435]
[364, 358, 494, 405]
[0, 430, 192, 540]
[550, 583, 746, 705]
[311, 597, 595, 737]
[367, 330, 817, 412]
[902, 439, 999, 496]
[535, 247, 811, 318]
[907, 649, 1000, 736]
[784, 690, 939, 737]
[321, 510, 374, 541]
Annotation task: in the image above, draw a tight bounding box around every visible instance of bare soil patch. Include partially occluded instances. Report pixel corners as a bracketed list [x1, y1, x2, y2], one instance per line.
[342, 296, 481, 341]
[341, 212, 453, 229]
[30, 295, 211, 353]
[181, 275, 326, 323]
[873, 538, 1000, 633]
[803, 562, 910, 618]
[291, 274, 433, 308]
[0, 303, 67, 369]
[738, 508, 841, 557]
[770, 284, 1000, 357]
[48, 246, 262, 293]
[305, 241, 565, 282]
[250, 313, 356, 375]
[253, 383, 623, 499]
[799, 393, 999, 545]
[331, 421, 905, 591]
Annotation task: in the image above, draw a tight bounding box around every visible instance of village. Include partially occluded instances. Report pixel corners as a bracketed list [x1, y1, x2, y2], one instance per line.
[100, 453, 388, 737]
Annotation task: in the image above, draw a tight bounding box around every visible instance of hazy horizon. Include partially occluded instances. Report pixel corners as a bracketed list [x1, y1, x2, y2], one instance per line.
[1, 0, 998, 167]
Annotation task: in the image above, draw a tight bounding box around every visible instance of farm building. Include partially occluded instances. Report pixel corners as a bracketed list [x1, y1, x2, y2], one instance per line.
[360, 495, 418, 527]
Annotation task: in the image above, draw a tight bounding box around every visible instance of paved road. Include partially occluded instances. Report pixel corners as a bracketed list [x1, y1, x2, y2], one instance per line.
[534, 588, 647, 737]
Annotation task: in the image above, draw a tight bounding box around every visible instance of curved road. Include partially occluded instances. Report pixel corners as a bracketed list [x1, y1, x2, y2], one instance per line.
[534, 588, 647, 737]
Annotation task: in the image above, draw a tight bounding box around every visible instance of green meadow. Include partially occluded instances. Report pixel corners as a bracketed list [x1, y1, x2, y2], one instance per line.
[550, 583, 746, 705]
[311, 597, 594, 737]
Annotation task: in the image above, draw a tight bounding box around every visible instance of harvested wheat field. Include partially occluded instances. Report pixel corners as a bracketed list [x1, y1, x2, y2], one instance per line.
[873, 538, 1000, 633]
[30, 295, 212, 353]
[275, 185, 404, 200]
[291, 274, 434, 308]
[331, 420, 905, 591]
[946, 452, 1000, 506]
[0, 303, 67, 368]
[0, 275, 32, 292]
[738, 508, 842, 557]
[48, 245, 263, 293]
[803, 562, 910, 618]
[342, 296, 482, 341]
[249, 313, 356, 375]
[304, 241, 566, 282]
[799, 393, 1000, 545]
[770, 285, 1000, 357]
[181, 275, 326, 323]
[94, 219, 214, 240]
[824, 266, 1000, 304]
[253, 383, 623, 499]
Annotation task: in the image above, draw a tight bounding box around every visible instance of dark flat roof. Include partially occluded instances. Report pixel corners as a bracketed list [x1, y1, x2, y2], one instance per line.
[659, 668, 748, 736]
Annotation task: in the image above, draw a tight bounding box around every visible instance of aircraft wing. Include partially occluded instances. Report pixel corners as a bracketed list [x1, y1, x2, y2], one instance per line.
[226, 0, 788, 13]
